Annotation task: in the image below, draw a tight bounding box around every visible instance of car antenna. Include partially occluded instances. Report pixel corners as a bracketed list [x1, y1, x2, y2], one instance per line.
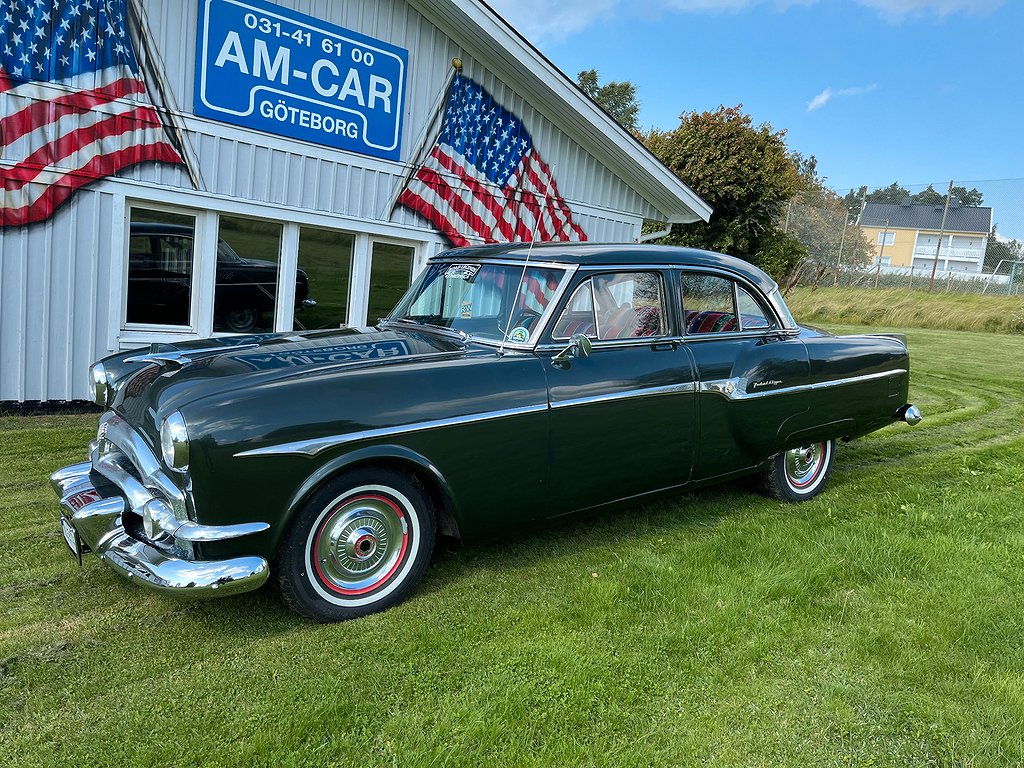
[498, 234, 536, 357]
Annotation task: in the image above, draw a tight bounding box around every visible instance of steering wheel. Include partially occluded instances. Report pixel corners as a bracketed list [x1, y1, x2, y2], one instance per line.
[509, 308, 542, 330]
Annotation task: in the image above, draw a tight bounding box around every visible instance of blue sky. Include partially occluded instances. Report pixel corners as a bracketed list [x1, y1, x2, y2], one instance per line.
[489, 0, 1024, 239]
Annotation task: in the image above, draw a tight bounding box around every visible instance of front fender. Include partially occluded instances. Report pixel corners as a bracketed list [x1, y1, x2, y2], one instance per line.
[281, 443, 462, 545]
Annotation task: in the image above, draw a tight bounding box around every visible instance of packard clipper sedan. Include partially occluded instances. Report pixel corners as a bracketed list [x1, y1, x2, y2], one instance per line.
[51, 244, 922, 622]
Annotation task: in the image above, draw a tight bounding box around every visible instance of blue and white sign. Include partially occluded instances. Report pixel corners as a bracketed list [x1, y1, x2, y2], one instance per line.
[195, 0, 407, 160]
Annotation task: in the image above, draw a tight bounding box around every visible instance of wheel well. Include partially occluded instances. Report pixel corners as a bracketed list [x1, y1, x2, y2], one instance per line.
[322, 458, 461, 541]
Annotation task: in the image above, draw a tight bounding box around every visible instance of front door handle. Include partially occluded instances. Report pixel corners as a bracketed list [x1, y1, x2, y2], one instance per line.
[651, 341, 676, 351]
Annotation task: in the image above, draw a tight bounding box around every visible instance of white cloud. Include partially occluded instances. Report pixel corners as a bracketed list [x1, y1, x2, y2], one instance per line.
[487, 0, 618, 44]
[807, 83, 879, 111]
[854, 0, 1006, 21]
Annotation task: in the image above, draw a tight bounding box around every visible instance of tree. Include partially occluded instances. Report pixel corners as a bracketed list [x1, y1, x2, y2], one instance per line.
[985, 227, 1023, 273]
[952, 186, 985, 206]
[643, 105, 803, 277]
[910, 184, 944, 205]
[576, 69, 641, 134]
[910, 184, 984, 206]
[784, 157, 873, 282]
[865, 182, 910, 204]
[843, 188, 866, 220]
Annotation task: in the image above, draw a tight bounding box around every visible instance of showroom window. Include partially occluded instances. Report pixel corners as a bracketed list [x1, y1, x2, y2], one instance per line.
[295, 226, 354, 330]
[366, 242, 416, 325]
[126, 207, 197, 327]
[213, 216, 283, 333]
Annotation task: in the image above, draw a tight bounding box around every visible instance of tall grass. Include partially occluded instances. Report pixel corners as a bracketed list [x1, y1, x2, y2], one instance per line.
[787, 286, 1024, 333]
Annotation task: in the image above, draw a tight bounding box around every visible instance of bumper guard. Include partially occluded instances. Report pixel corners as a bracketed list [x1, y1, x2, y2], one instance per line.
[51, 461, 269, 598]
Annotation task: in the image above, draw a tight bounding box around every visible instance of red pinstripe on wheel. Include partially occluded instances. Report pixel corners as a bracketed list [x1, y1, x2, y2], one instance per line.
[312, 494, 410, 596]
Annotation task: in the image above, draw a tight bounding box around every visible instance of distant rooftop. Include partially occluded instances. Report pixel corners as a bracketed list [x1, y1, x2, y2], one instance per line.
[861, 201, 993, 234]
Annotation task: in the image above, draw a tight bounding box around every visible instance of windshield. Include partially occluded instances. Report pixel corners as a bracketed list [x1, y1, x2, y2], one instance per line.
[387, 262, 568, 344]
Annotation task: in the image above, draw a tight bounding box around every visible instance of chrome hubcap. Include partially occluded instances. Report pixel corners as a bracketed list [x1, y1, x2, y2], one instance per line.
[786, 443, 824, 488]
[314, 495, 408, 594]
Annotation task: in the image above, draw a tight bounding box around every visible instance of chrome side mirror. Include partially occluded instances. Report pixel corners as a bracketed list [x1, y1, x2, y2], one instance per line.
[553, 333, 593, 364]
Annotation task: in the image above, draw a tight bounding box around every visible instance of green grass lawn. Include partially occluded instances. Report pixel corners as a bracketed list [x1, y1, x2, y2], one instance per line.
[3, 327, 1023, 767]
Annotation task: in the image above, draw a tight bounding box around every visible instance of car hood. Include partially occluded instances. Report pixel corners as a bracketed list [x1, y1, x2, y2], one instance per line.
[109, 326, 476, 438]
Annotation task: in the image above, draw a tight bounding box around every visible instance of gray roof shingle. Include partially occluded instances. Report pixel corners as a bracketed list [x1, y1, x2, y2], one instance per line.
[860, 201, 992, 234]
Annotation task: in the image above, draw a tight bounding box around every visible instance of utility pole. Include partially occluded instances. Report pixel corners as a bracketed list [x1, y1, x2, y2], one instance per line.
[836, 186, 867, 288]
[834, 214, 849, 287]
[875, 219, 889, 288]
[928, 180, 955, 292]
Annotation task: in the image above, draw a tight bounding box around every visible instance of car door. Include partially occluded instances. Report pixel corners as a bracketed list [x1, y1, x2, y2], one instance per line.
[679, 270, 810, 481]
[542, 269, 697, 515]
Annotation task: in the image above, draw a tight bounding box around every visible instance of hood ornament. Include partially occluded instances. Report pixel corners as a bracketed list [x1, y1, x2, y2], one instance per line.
[124, 343, 259, 370]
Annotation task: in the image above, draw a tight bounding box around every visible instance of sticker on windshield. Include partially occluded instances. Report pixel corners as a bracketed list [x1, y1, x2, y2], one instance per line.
[509, 326, 530, 344]
[445, 264, 481, 281]
[460, 301, 473, 319]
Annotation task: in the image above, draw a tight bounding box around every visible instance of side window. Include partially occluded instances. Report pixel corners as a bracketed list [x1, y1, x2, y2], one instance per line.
[736, 286, 773, 331]
[552, 281, 597, 339]
[553, 272, 666, 341]
[681, 273, 738, 334]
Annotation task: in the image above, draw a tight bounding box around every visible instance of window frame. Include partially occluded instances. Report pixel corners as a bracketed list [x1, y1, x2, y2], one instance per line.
[547, 268, 672, 347]
[678, 268, 781, 340]
[122, 202, 207, 335]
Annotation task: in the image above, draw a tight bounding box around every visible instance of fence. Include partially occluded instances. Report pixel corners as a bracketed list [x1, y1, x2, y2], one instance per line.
[782, 178, 1024, 296]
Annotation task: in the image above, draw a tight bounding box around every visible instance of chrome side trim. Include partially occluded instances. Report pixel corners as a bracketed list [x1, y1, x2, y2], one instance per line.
[551, 382, 697, 410]
[701, 368, 908, 401]
[235, 403, 550, 458]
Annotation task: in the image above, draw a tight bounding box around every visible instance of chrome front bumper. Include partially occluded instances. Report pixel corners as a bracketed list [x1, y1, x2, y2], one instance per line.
[51, 456, 269, 599]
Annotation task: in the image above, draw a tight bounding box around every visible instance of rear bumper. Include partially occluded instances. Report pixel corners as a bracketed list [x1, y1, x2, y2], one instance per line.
[896, 403, 923, 426]
[51, 462, 269, 598]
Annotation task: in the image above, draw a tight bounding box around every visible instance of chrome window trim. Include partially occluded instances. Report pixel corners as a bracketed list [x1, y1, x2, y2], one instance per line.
[701, 368, 908, 401]
[550, 270, 672, 343]
[549, 279, 599, 342]
[536, 336, 680, 353]
[394, 262, 578, 353]
[551, 382, 696, 410]
[734, 283, 776, 333]
[235, 403, 550, 458]
[429, 256, 577, 271]
[678, 267, 787, 335]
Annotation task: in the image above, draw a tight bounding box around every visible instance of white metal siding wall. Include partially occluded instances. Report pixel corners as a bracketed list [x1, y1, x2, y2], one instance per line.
[0, 190, 119, 401]
[131, 0, 660, 228]
[0, 0, 665, 401]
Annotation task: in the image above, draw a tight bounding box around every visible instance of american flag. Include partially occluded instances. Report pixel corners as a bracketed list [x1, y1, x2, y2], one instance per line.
[398, 74, 587, 247]
[1, 0, 182, 227]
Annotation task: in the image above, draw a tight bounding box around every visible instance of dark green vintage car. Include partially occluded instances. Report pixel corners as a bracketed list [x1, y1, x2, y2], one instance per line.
[52, 244, 922, 621]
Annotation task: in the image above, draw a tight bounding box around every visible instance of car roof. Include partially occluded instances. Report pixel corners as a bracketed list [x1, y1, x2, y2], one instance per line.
[130, 222, 193, 236]
[432, 243, 778, 292]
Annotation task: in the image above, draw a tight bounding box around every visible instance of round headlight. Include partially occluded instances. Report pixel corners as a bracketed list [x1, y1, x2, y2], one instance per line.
[89, 362, 110, 407]
[160, 411, 190, 472]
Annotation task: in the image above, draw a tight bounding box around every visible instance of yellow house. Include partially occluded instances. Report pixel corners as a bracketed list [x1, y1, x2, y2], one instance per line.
[860, 201, 992, 274]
